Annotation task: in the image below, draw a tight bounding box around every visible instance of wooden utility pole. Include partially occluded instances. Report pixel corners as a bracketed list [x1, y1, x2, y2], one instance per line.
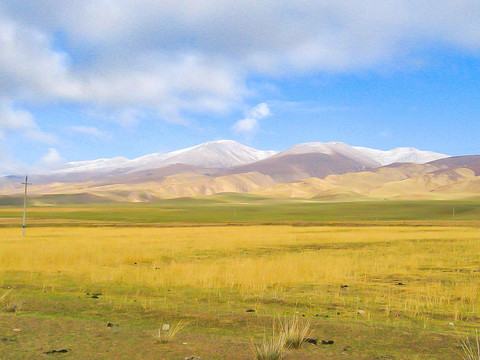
[21, 175, 31, 236]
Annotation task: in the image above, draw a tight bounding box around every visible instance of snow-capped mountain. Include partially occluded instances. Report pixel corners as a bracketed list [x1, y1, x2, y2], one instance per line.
[276, 142, 448, 167]
[51, 140, 449, 176]
[276, 142, 382, 168]
[352, 146, 448, 166]
[60, 140, 278, 173]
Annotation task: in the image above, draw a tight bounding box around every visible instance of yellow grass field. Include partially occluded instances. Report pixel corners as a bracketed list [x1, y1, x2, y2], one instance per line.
[1, 225, 480, 359]
[2, 226, 480, 322]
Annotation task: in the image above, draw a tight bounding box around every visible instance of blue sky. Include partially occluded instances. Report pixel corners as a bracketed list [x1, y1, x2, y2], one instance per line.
[1, 1, 480, 174]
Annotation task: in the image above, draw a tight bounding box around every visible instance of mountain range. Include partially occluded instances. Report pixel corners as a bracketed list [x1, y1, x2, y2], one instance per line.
[56, 140, 446, 174]
[2, 140, 479, 203]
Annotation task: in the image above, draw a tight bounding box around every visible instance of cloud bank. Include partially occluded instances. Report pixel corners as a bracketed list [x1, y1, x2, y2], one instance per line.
[0, 1, 480, 173]
[1, 1, 479, 119]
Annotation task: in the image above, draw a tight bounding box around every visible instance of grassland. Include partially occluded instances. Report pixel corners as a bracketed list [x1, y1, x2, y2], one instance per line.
[0, 195, 480, 226]
[1, 210, 480, 359]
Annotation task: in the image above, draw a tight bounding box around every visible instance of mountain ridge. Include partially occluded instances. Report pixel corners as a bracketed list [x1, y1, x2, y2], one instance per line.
[54, 140, 447, 176]
[2, 155, 480, 203]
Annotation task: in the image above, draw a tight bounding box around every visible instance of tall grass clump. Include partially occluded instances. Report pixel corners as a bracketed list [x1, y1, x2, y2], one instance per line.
[0, 289, 22, 313]
[153, 321, 185, 344]
[0, 289, 13, 308]
[252, 334, 286, 360]
[278, 316, 311, 349]
[461, 330, 480, 360]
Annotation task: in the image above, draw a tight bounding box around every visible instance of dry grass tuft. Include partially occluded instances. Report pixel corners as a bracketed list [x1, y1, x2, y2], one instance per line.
[153, 321, 186, 344]
[252, 334, 286, 360]
[0, 289, 14, 307]
[461, 330, 480, 360]
[278, 316, 311, 349]
[0, 289, 23, 313]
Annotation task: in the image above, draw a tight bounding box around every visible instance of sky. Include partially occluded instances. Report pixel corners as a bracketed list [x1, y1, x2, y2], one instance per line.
[1, 1, 480, 175]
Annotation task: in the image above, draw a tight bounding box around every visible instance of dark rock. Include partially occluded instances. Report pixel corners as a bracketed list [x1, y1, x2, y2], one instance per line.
[44, 349, 70, 354]
[246, 309, 255, 312]
[90, 295, 99, 299]
[321, 340, 334, 345]
[304, 338, 317, 345]
[341, 285, 348, 288]
[106, 323, 116, 327]
[396, 282, 405, 286]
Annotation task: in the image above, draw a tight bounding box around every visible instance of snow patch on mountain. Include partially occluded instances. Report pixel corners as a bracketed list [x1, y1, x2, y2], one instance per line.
[62, 156, 131, 173]
[353, 146, 449, 166]
[59, 140, 278, 173]
[277, 142, 381, 167]
[277, 142, 448, 167]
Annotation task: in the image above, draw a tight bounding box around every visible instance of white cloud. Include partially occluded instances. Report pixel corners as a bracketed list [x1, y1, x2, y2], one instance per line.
[34, 148, 65, 172]
[0, 102, 56, 143]
[0, 1, 480, 123]
[232, 103, 271, 134]
[0, 16, 80, 100]
[232, 117, 259, 133]
[247, 103, 271, 119]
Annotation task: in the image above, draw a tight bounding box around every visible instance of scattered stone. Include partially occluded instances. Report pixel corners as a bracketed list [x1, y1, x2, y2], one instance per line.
[449, 322, 455, 326]
[395, 282, 405, 286]
[106, 323, 117, 328]
[246, 309, 255, 313]
[161, 324, 170, 331]
[87, 292, 102, 299]
[304, 337, 318, 345]
[44, 349, 70, 354]
[343, 345, 351, 352]
[12, 329, 21, 333]
[341, 285, 348, 288]
[321, 340, 334, 345]
[357, 310, 366, 315]
[185, 357, 202, 360]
